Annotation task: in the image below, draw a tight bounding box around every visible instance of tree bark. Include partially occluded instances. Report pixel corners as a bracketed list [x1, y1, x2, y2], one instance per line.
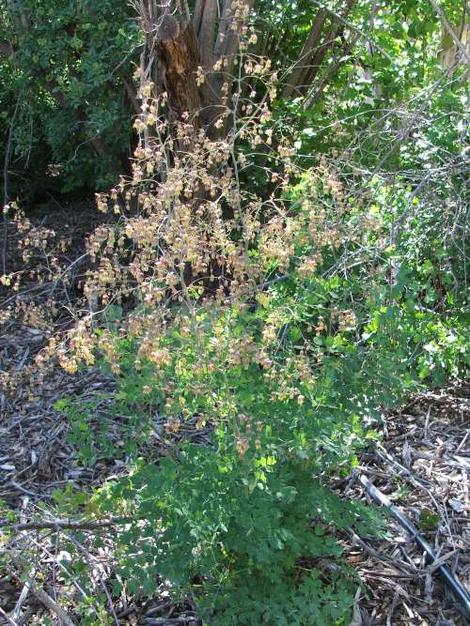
[283, 9, 328, 98]
[196, 0, 218, 66]
[156, 14, 202, 122]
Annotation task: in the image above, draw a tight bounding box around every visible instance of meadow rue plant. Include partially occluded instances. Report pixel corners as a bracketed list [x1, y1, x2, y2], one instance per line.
[0, 2, 468, 622]
[43, 50, 468, 623]
[1, 10, 467, 620]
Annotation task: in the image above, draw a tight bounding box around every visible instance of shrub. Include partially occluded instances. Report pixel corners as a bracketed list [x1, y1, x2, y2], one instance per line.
[46, 45, 468, 624]
[0, 0, 140, 193]
[60, 159, 468, 623]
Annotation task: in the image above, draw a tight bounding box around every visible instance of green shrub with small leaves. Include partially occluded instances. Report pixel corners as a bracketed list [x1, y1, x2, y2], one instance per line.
[45, 12, 468, 613]
[0, 0, 140, 192]
[58, 165, 468, 624]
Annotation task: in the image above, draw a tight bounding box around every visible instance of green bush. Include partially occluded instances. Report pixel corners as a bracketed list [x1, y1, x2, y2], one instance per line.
[46, 23, 469, 615]
[58, 166, 468, 624]
[0, 0, 140, 192]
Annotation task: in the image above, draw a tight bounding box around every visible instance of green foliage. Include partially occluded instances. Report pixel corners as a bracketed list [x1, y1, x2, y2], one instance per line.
[278, 0, 468, 176]
[56, 391, 152, 466]
[418, 508, 441, 532]
[0, 0, 140, 192]
[59, 169, 468, 623]
[99, 449, 361, 625]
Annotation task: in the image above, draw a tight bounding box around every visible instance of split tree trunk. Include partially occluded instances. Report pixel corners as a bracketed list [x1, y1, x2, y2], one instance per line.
[136, 0, 255, 135]
[283, 0, 358, 100]
[156, 15, 203, 123]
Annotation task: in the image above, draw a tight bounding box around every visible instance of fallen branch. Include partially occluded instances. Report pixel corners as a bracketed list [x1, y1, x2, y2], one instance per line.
[0, 606, 18, 626]
[29, 586, 75, 626]
[1, 516, 133, 533]
[359, 474, 470, 619]
[8, 554, 76, 626]
[143, 618, 199, 626]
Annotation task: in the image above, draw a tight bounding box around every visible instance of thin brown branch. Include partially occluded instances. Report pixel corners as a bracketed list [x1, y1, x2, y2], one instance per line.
[3, 93, 21, 275]
[27, 586, 75, 626]
[8, 553, 76, 626]
[1, 516, 133, 532]
[304, 35, 358, 107]
[428, 0, 470, 64]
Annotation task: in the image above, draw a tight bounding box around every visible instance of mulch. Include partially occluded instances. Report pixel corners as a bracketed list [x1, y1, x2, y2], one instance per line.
[341, 382, 470, 626]
[0, 376, 468, 625]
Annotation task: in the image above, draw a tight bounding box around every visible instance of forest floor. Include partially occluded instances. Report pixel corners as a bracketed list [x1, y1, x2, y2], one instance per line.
[0, 205, 469, 625]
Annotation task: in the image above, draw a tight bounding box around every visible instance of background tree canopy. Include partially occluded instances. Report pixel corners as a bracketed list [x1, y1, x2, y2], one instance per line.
[0, 0, 467, 194]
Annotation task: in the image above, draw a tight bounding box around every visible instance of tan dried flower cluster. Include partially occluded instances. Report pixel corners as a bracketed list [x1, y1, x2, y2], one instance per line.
[1, 203, 72, 292]
[0, 43, 378, 440]
[332, 309, 358, 333]
[79, 66, 295, 324]
[60, 79, 358, 390]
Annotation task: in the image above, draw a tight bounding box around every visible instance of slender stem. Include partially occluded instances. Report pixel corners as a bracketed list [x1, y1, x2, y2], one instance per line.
[1, 515, 133, 532]
[428, 0, 470, 65]
[2, 93, 21, 275]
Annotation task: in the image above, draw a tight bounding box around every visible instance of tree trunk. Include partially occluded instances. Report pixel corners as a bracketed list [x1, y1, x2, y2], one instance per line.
[136, 0, 357, 133]
[283, 9, 328, 98]
[283, 0, 357, 99]
[195, 0, 218, 66]
[136, 0, 254, 136]
[156, 15, 202, 123]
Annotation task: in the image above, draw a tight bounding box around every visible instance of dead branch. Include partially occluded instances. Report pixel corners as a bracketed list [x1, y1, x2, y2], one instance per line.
[428, 0, 470, 65]
[1, 516, 133, 533]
